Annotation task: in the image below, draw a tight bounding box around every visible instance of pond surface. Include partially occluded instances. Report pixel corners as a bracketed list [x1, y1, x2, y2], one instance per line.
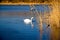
[0, 5, 51, 40]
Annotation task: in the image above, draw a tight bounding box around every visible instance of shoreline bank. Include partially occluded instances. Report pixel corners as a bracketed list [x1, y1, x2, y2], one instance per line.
[0, 3, 51, 5]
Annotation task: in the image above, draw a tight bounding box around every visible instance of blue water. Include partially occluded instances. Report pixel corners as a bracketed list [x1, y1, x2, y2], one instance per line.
[0, 5, 50, 40]
[0, 5, 51, 12]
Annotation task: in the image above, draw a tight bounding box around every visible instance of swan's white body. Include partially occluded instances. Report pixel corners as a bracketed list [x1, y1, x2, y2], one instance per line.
[24, 17, 34, 24]
[24, 19, 31, 24]
[24, 17, 34, 27]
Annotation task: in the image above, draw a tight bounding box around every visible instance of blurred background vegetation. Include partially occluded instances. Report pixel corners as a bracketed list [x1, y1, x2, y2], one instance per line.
[0, 0, 59, 3]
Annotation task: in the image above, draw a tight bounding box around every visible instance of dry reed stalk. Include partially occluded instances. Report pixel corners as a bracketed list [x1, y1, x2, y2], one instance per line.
[48, 1, 60, 40]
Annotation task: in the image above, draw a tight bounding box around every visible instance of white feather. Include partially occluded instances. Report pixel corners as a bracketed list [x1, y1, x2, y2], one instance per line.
[24, 17, 34, 24]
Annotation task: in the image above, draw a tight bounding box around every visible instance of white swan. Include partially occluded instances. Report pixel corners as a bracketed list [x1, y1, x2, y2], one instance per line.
[24, 17, 34, 26]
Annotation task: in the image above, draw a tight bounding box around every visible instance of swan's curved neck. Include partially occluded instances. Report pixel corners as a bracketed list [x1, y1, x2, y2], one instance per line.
[31, 17, 34, 27]
[31, 17, 33, 20]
